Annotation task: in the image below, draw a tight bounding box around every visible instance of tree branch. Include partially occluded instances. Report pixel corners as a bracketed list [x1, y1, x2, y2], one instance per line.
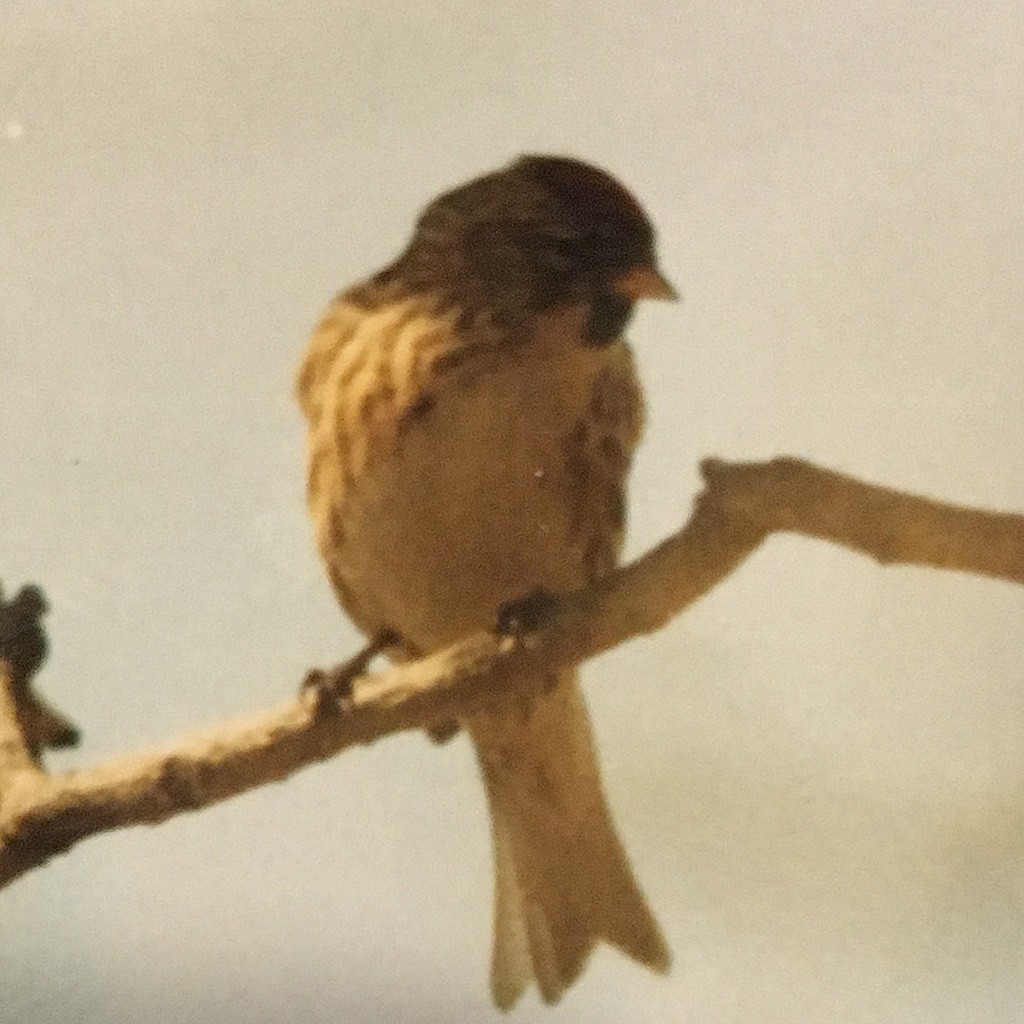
[1, 457, 1021, 888]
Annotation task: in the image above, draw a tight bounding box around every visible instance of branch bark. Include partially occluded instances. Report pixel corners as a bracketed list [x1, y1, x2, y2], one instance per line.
[1, 457, 1021, 889]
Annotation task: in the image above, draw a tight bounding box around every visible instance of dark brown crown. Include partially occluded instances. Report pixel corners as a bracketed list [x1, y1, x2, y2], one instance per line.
[349, 155, 660, 343]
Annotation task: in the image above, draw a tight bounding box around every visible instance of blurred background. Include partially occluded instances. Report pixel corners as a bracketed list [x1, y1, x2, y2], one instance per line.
[3, 2, 1023, 1021]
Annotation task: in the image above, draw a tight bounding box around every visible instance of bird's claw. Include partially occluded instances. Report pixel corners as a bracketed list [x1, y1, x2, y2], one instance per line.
[496, 587, 559, 637]
[301, 665, 357, 715]
[300, 629, 399, 716]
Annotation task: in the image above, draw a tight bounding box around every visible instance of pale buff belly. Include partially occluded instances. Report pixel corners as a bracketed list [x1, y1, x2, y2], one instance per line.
[327, 337, 632, 653]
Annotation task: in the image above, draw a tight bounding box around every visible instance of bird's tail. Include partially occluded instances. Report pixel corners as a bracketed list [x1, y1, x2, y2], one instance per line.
[468, 671, 669, 1009]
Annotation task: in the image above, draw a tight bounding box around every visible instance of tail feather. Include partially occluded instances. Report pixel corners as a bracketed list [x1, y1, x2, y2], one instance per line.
[471, 672, 669, 1008]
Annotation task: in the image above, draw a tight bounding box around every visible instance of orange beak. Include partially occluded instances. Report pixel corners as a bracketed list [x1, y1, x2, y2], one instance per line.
[610, 263, 679, 302]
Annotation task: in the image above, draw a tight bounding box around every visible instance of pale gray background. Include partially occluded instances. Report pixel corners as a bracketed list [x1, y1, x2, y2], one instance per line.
[3, 2, 1023, 1021]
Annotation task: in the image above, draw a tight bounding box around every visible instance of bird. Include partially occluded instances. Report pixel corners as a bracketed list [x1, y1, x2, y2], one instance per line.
[296, 154, 676, 1007]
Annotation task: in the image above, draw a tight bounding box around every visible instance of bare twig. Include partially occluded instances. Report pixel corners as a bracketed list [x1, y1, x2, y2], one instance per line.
[1, 457, 1021, 889]
[702, 457, 1024, 584]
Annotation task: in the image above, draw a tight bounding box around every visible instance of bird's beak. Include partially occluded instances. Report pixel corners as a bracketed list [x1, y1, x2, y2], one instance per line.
[610, 263, 679, 302]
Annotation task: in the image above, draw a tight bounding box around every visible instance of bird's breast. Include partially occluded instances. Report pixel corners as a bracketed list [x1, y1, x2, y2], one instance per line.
[303, 302, 644, 651]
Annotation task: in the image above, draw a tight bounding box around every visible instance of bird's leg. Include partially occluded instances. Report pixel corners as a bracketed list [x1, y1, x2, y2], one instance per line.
[301, 628, 399, 714]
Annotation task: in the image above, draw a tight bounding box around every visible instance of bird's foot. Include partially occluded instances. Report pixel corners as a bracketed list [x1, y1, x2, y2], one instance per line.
[495, 587, 559, 637]
[495, 589, 562, 721]
[300, 629, 398, 715]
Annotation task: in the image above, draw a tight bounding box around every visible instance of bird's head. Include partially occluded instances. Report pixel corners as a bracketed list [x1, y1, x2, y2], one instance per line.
[383, 154, 676, 342]
[507, 154, 677, 306]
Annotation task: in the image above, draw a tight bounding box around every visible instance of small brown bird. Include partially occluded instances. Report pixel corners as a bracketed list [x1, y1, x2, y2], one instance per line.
[297, 155, 676, 1007]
